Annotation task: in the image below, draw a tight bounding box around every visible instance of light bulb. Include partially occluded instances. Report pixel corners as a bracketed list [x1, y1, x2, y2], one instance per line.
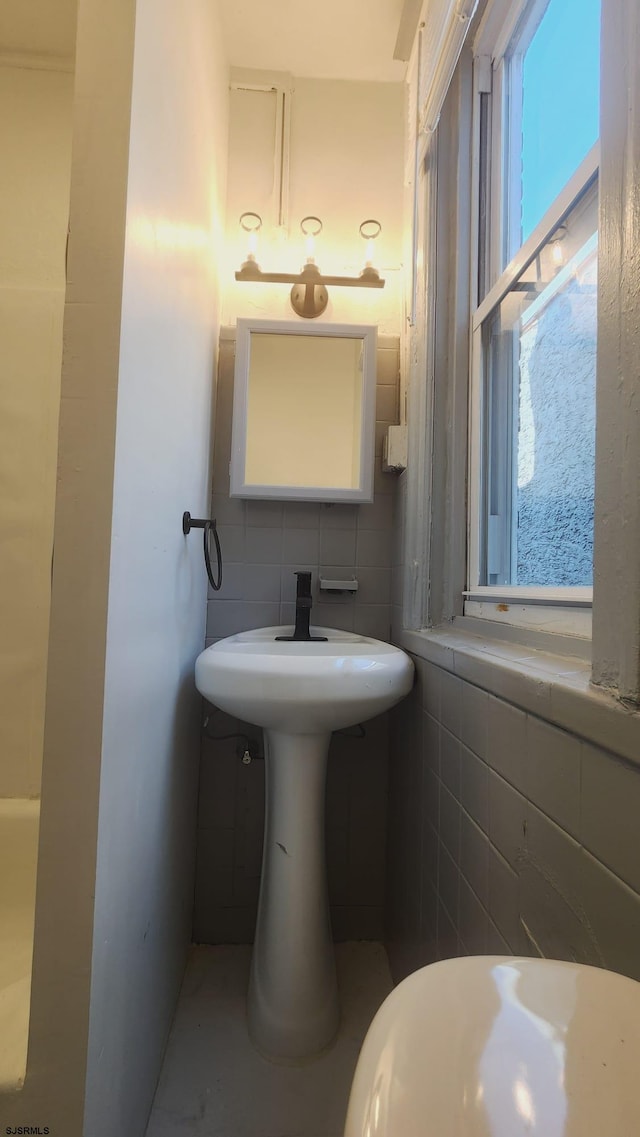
[300, 217, 322, 268]
[238, 212, 262, 269]
[549, 224, 568, 270]
[359, 219, 382, 277]
[551, 241, 564, 267]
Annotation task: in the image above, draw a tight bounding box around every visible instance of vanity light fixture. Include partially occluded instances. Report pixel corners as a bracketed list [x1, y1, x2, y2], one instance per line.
[235, 213, 385, 318]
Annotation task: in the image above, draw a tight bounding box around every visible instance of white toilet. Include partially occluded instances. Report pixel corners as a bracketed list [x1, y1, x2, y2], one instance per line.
[344, 955, 640, 1136]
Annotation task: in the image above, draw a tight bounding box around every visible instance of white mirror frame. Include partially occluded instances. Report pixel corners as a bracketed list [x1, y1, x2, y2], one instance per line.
[229, 318, 377, 502]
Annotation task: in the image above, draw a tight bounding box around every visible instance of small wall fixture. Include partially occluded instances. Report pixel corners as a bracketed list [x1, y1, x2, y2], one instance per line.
[319, 576, 359, 595]
[235, 213, 385, 318]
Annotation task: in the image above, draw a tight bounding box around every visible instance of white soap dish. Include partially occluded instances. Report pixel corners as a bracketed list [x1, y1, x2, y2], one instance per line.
[319, 576, 358, 595]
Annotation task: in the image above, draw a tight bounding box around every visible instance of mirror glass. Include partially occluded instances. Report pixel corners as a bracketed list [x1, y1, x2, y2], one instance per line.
[230, 320, 377, 502]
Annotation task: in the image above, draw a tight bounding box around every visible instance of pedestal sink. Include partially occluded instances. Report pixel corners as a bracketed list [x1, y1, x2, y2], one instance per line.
[195, 625, 413, 1062]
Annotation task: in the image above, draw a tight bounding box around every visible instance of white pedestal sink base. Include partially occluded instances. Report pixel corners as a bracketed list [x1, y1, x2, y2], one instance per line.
[248, 730, 339, 1062]
[195, 625, 414, 1063]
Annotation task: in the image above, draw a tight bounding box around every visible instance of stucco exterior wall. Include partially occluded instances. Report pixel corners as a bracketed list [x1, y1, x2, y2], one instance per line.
[516, 257, 597, 585]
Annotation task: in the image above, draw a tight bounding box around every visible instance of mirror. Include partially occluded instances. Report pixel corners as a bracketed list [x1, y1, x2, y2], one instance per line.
[230, 319, 377, 502]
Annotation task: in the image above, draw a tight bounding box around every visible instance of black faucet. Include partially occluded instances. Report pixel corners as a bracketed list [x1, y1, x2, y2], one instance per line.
[275, 571, 328, 642]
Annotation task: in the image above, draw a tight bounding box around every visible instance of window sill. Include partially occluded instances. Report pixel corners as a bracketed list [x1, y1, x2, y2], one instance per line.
[463, 597, 592, 640]
[398, 625, 640, 767]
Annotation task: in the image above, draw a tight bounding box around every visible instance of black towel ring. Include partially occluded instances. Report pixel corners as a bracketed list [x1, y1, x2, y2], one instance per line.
[182, 512, 223, 591]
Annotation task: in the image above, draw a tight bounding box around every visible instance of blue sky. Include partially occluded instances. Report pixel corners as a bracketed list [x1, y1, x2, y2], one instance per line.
[521, 0, 600, 238]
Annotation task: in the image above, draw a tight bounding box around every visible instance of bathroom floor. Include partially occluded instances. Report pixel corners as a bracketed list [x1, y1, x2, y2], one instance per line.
[145, 941, 392, 1137]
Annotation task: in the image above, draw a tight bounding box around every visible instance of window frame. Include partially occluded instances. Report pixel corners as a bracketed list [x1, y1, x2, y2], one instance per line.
[466, 0, 600, 634]
[399, 0, 640, 705]
[402, 129, 439, 632]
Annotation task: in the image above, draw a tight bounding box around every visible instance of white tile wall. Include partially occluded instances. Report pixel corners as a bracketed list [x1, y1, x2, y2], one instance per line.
[386, 661, 640, 984]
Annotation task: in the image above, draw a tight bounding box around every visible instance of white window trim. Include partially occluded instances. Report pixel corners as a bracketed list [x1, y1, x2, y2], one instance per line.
[403, 133, 438, 631]
[488, 0, 552, 274]
[473, 144, 600, 332]
[466, 2, 600, 635]
[591, 0, 640, 701]
[473, 0, 528, 62]
[418, 0, 480, 134]
[464, 589, 593, 639]
[464, 586, 592, 605]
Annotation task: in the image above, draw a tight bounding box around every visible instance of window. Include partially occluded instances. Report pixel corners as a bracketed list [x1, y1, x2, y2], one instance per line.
[400, 0, 640, 700]
[467, 0, 601, 629]
[503, 0, 600, 263]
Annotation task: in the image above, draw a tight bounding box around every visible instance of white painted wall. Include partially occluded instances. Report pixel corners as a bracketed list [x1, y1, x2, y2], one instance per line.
[83, 0, 229, 1131]
[219, 0, 406, 83]
[225, 75, 404, 333]
[0, 64, 74, 798]
[0, 0, 228, 1132]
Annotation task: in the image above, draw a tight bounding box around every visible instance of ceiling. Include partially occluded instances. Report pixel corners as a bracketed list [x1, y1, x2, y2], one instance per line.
[218, 0, 407, 82]
[0, 0, 77, 58]
[0, 0, 406, 82]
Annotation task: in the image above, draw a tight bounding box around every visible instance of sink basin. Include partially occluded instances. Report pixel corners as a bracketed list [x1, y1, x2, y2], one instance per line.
[195, 625, 414, 733]
[195, 624, 413, 1062]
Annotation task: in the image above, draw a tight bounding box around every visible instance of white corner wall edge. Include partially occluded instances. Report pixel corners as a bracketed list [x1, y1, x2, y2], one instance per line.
[2, 1, 137, 1132]
[82, 0, 230, 1135]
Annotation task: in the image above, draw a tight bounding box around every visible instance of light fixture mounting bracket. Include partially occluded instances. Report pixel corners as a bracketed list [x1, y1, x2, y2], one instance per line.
[290, 264, 329, 317]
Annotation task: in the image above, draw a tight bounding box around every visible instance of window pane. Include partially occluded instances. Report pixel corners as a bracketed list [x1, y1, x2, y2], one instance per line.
[483, 184, 597, 586]
[509, 0, 600, 248]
